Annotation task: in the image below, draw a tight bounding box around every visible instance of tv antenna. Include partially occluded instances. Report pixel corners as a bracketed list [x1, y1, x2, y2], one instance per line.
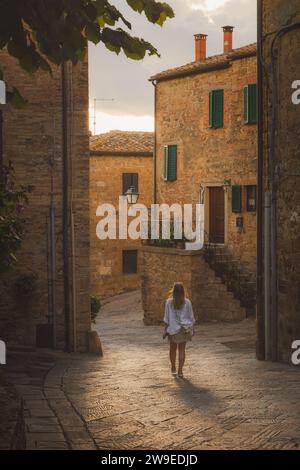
[93, 97, 115, 135]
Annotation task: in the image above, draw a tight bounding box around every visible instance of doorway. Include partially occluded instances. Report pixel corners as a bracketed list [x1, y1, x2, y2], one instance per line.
[209, 187, 225, 244]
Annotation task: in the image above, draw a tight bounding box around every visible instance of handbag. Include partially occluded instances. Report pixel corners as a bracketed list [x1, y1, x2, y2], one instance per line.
[171, 309, 194, 343]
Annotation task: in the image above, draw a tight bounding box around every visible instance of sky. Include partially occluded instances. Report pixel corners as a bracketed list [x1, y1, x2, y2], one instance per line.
[89, 0, 257, 134]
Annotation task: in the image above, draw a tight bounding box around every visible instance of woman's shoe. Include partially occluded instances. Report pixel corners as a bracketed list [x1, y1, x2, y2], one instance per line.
[178, 372, 184, 378]
[171, 367, 177, 375]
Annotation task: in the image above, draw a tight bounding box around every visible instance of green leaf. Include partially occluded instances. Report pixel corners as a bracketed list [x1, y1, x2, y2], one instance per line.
[126, 0, 144, 13]
[126, 0, 174, 24]
[19, 53, 39, 74]
[84, 22, 101, 44]
[6, 87, 28, 109]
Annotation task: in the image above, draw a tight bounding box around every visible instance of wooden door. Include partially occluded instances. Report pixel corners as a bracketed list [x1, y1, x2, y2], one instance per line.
[209, 187, 225, 244]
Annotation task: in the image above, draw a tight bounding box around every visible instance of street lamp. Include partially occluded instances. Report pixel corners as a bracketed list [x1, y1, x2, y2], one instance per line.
[125, 186, 139, 205]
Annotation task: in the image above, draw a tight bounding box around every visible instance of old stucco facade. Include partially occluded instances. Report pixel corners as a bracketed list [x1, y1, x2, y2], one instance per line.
[90, 131, 153, 298]
[142, 29, 258, 326]
[0, 51, 90, 352]
[258, 0, 300, 362]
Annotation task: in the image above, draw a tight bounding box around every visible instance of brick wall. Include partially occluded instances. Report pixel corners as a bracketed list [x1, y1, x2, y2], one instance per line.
[155, 55, 257, 274]
[0, 51, 90, 351]
[141, 246, 246, 325]
[262, 0, 300, 362]
[90, 154, 153, 298]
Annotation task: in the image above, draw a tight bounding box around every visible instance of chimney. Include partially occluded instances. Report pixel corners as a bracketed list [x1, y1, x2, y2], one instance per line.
[194, 34, 208, 62]
[222, 26, 234, 53]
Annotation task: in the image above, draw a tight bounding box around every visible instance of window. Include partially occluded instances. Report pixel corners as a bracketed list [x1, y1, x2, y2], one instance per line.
[164, 145, 177, 181]
[244, 84, 257, 124]
[246, 185, 257, 212]
[123, 173, 138, 195]
[209, 89, 224, 128]
[122, 250, 138, 274]
[232, 185, 242, 213]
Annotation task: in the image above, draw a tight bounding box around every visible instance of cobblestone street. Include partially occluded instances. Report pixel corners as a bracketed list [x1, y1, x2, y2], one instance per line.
[5, 290, 300, 450]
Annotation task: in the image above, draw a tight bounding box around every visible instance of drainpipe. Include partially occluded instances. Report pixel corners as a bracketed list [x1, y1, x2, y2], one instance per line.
[50, 201, 57, 349]
[256, 0, 265, 360]
[61, 61, 71, 352]
[264, 192, 271, 360]
[71, 209, 77, 352]
[0, 110, 3, 174]
[151, 80, 157, 204]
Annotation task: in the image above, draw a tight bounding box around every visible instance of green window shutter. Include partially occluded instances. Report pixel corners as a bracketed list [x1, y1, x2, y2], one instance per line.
[209, 91, 213, 128]
[164, 146, 168, 180]
[244, 84, 257, 124]
[213, 89, 224, 128]
[167, 145, 177, 181]
[209, 89, 224, 128]
[249, 84, 257, 124]
[164, 145, 177, 181]
[232, 185, 242, 213]
[244, 86, 249, 124]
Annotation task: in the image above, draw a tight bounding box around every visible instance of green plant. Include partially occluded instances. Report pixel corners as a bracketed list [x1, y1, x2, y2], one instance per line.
[0, 163, 33, 272]
[0, 0, 174, 107]
[91, 295, 101, 324]
[14, 273, 37, 298]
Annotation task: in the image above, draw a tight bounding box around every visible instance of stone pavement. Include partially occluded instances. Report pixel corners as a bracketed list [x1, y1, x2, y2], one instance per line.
[4, 290, 300, 450]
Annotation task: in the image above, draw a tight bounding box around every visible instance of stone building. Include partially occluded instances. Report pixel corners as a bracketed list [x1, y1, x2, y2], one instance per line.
[142, 28, 258, 324]
[258, 0, 300, 362]
[0, 51, 90, 352]
[90, 131, 153, 298]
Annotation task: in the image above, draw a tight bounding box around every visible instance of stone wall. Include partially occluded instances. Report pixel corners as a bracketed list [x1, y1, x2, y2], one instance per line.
[90, 154, 153, 298]
[141, 246, 247, 325]
[155, 54, 257, 274]
[262, 1, 300, 362]
[0, 51, 90, 351]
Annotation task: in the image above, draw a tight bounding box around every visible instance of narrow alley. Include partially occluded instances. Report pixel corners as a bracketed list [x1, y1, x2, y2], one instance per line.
[5, 290, 300, 450]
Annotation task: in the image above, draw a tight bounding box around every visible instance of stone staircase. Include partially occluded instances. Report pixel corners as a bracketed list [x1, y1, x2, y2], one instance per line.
[202, 244, 257, 318]
[194, 254, 249, 322]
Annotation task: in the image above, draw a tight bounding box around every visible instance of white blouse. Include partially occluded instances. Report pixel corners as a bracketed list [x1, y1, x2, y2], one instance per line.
[163, 298, 195, 335]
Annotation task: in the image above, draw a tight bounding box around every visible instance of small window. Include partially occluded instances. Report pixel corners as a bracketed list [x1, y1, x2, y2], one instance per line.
[123, 173, 138, 195]
[232, 185, 242, 213]
[122, 250, 138, 274]
[164, 145, 177, 181]
[209, 89, 224, 129]
[244, 84, 257, 125]
[246, 185, 257, 212]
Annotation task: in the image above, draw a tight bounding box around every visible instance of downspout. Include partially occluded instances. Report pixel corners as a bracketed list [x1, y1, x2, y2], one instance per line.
[61, 61, 71, 352]
[0, 110, 3, 173]
[151, 80, 157, 204]
[256, 0, 265, 360]
[264, 192, 271, 360]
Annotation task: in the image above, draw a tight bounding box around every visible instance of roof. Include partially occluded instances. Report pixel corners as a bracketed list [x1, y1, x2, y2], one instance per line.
[90, 131, 154, 157]
[150, 43, 257, 82]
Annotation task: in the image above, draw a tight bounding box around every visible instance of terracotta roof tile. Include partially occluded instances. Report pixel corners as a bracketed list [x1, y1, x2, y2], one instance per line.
[90, 130, 154, 156]
[150, 43, 257, 82]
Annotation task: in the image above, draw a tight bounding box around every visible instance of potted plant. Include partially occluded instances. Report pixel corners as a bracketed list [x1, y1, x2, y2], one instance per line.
[91, 295, 101, 324]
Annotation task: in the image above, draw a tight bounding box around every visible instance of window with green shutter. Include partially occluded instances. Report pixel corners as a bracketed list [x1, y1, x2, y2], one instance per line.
[244, 84, 257, 124]
[164, 145, 177, 181]
[209, 89, 224, 129]
[232, 185, 242, 213]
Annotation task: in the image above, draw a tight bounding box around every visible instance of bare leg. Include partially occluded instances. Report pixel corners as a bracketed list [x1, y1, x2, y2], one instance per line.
[178, 343, 186, 375]
[169, 341, 177, 372]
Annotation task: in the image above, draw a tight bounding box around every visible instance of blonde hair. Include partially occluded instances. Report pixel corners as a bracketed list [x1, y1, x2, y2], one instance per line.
[169, 282, 186, 310]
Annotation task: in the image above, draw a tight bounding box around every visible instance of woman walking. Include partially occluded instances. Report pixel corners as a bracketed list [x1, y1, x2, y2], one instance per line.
[163, 283, 195, 378]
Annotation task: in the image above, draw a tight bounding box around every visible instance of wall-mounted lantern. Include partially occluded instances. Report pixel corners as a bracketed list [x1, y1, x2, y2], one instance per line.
[125, 186, 139, 205]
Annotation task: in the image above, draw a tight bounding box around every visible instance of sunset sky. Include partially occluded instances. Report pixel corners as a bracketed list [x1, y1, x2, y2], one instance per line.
[89, 0, 257, 134]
